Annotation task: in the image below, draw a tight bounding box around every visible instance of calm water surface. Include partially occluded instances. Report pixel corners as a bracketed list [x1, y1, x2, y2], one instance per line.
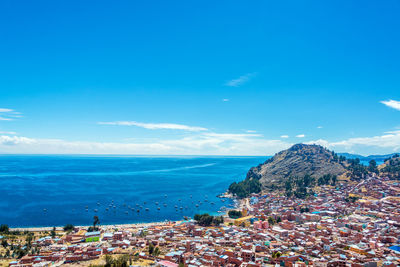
[0, 155, 265, 227]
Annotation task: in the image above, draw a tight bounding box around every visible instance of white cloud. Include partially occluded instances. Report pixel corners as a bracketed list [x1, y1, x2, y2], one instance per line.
[0, 108, 22, 121]
[0, 131, 17, 135]
[307, 130, 400, 155]
[203, 133, 262, 139]
[3, 129, 400, 155]
[317, 126, 323, 129]
[384, 130, 400, 134]
[98, 121, 208, 132]
[381, 99, 400, 111]
[0, 135, 36, 146]
[296, 134, 305, 138]
[246, 130, 257, 133]
[0, 108, 14, 113]
[0, 117, 13, 121]
[225, 73, 256, 87]
[222, 98, 230, 102]
[280, 135, 289, 138]
[0, 133, 292, 156]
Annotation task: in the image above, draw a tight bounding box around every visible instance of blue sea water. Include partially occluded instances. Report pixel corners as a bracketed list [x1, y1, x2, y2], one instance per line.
[0, 155, 265, 227]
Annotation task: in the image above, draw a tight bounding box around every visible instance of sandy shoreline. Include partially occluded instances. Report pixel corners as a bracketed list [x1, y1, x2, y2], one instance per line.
[9, 220, 182, 232]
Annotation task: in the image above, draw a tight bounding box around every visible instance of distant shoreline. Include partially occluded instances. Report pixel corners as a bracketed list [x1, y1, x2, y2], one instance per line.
[9, 220, 182, 232]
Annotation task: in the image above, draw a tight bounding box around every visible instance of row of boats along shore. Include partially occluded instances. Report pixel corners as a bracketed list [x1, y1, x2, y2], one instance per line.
[42, 193, 237, 216]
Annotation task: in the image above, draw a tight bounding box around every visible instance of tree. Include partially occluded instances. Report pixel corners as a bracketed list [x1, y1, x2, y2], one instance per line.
[63, 224, 75, 232]
[148, 243, 154, 255]
[194, 213, 223, 227]
[104, 255, 128, 267]
[93, 216, 100, 230]
[228, 178, 262, 198]
[26, 233, 33, 248]
[228, 210, 242, 219]
[272, 251, 281, 259]
[268, 217, 275, 225]
[51, 227, 56, 238]
[368, 160, 378, 173]
[0, 224, 9, 233]
[213, 216, 224, 226]
[104, 255, 113, 267]
[331, 175, 337, 186]
[153, 246, 160, 257]
[115, 255, 129, 267]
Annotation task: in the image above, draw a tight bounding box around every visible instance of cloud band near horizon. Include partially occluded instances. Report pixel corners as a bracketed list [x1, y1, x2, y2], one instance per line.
[98, 121, 208, 132]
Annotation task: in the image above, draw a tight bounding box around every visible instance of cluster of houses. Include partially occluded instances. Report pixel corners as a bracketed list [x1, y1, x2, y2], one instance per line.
[6, 175, 400, 267]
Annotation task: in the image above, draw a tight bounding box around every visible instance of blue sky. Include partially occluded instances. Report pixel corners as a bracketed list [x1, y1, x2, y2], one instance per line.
[1, 0, 400, 155]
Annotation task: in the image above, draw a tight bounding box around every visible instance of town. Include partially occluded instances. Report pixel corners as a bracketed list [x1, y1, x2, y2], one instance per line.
[1, 174, 399, 267]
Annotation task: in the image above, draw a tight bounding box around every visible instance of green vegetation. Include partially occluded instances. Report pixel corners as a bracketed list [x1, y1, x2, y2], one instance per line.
[284, 173, 339, 199]
[345, 195, 360, 202]
[300, 207, 310, 213]
[228, 210, 242, 219]
[267, 216, 276, 225]
[228, 178, 262, 198]
[284, 174, 317, 199]
[194, 213, 224, 226]
[88, 216, 100, 232]
[0, 227, 40, 259]
[317, 174, 337, 186]
[346, 158, 368, 180]
[148, 243, 154, 255]
[271, 251, 282, 259]
[0, 224, 9, 233]
[381, 155, 400, 180]
[148, 243, 160, 257]
[51, 227, 56, 238]
[101, 254, 130, 267]
[63, 224, 75, 232]
[368, 160, 378, 174]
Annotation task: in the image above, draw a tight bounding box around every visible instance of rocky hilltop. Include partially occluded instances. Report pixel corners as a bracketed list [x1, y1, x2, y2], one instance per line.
[247, 144, 347, 187]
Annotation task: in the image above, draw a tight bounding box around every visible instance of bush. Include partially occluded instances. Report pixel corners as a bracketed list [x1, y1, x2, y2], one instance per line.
[228, 178, 262, 198]
[228, 210, 242, 219]
[0, 224, 9, 233]
[63, 224, 75, 232]
[194, 213, 224, 226]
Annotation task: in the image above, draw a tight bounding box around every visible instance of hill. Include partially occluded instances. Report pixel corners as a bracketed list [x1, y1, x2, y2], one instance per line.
[250, 144, 347, 187]
[379, 154, 400, 179]
[228, 144, 349, 198]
